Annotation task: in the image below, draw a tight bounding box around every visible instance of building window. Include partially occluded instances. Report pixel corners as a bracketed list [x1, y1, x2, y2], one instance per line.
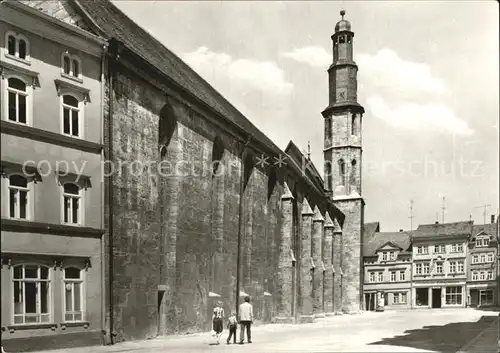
[351, 114, 357, 135]
[480, 254, 486, 263]
[382, 252, 388, 261]
[472, 271, 479, 281]
[399, 271, 405, 281]
[369, 272, 375, 283]
[61, 53, 82, 79]
[423, 262, 430, 274]
[415, 263, 422, 275]
[476, 238, 489, 247]
[417, 246, 428, 254]
[472, 255, 479, 264]
[5, 32, 30, 61]
[451, 243, 463, 253]
[377, 272, 383, 282]
[62, 95, 80, 137]
[8, 175, 29, 219]
[487, 253, 494, 262]
[436, 262, 443, 274]
[7, 77, 28, 124]
[434, 245, 446, 254]
[457, 261, 464, 273]
[401, 292, 407, 304]
[480, 271, 485, 280]
[393, 292, 400, 304]
[445, 286, 462, 305]
[62, 183, 82, 225]
[449, 261, 456, 273]
[389, 251, 396, 260]
[487, 271, 493, 280]
[390, 271, 396, 282]
[13, 265, 51, 324]
[63, 267, 84, 322]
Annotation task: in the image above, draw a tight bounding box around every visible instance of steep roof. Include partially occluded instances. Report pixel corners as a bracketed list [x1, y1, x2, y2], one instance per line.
[74, 0, 282, 154]
[472, 222, 499, 239]
[285, 141, 324, 192]
[413, 221, 473, 239]
[363, 232, 411, 257]
[363, 222, 380, 242]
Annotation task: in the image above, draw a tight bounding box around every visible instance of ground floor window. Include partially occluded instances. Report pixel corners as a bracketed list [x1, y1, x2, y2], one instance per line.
[480, 290, 494, 306]
[13, 264, 51, 324]
[445, 286, 462, 305]
[392, 292, 407, 304]
[416, 288, 429, 306]
[63, 267, 84, 322]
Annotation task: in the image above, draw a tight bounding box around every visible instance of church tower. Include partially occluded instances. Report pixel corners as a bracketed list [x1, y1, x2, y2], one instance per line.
[322, 10, 365, 313]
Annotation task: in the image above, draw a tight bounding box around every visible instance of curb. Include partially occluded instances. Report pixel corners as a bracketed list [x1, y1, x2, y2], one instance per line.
[456, 316, 499, 353]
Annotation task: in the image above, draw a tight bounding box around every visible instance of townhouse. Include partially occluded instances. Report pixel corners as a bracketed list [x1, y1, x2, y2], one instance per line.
[1, 1, 106, 350]
[363, 229, 412, 311]
[466, 219, 498, 307]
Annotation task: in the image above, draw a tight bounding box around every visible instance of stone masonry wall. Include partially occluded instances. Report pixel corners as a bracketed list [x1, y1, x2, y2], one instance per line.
[108, 67, 288, 340]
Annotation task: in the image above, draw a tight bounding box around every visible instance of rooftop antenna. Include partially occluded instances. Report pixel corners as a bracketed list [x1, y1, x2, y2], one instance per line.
[441, 197, 446, 224]
[408, 200, 415, 233]
[473, 204, 491, 224]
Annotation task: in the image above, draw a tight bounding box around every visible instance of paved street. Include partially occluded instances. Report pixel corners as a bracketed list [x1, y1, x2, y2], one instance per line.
[30, 308, 498, 353]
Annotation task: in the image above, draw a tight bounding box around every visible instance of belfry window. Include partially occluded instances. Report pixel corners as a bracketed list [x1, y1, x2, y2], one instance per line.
[351, 114, 357, 135]
[339, 159, 345, 186]
[339, 36, 345, 44]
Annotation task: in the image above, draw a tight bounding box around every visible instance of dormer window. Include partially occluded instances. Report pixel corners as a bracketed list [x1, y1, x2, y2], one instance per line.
[382, 252, 388, 261]
[61, 52, 82, 81]
[476, 238, 489, 247]
[5, 31, 30, 62]
[389, 251, 396, 260]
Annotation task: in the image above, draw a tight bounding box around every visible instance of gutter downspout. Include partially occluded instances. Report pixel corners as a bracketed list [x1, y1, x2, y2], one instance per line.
[100, 42, 108, 346]
[235, 136, 251, 319]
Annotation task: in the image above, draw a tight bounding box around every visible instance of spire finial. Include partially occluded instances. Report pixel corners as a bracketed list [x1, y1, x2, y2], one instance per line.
[307, 141, 311, 159]
[340, 10, 346, 19]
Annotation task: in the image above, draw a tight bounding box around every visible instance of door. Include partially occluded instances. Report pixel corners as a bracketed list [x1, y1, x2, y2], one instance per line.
[432, 288, 442, 308]
[157, 290, 165, 335]
[470, 289, 479, 307]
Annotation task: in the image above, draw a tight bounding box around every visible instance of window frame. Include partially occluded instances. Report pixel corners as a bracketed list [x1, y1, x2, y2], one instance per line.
[61, 181, 84, 226]
[60, 93, 84, 138]
[6, 75, 29, 125]
[11, 263, 52, 325]
[4, 31, 31, 63]
[369, 272, 375, 283]
[423, 262, 430, 274]
[3, 172, 35, 220]
[2, 73, 34, 126]
[399, 270, 405, 281]
[60, 52, 83, 82]
[415, 263, 422, 275]
[390, 271, 396, 282]
[62, 266, 86, 323]
[377, 271, 383, 282]
[435, 262, 443, 274]
[445, 286, 463, 305]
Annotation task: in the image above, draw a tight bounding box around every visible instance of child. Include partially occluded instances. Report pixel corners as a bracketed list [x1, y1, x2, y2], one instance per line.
[226, 312, 237, 344]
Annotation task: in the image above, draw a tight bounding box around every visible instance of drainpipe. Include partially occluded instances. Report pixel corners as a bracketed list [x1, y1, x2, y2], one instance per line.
[235, 136, 251, 319]
[99, 42, 108, 345]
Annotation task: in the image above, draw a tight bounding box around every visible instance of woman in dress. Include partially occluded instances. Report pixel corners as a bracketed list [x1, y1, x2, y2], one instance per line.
[212, 301, 224, 345]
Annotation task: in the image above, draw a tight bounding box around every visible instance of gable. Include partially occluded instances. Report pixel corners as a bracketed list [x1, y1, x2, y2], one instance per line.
[376, 241, 401, 252]
[18, 0, 94, 33]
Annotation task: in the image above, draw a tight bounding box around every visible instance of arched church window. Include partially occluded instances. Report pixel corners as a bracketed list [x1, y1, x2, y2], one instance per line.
[351, 159, 357, 186]
[339, 36, 345, 44]
[211, 136, 224, 177]
[158, 101, 177, 158]
[325, 162, 332, 191]
[338, 159, 345, 186]
[351, 114, 357, 135]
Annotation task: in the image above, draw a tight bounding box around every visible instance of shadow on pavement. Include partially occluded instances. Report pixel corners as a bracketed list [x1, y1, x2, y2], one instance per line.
[369, 315, 497, 353]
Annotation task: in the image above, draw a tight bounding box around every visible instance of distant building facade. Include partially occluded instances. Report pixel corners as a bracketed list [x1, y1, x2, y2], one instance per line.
[363, 229, 412, 311]
[466, 221, 498, 307]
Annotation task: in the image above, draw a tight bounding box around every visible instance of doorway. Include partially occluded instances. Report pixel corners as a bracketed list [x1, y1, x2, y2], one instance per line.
[365, 293, 376, 311]
[432, 288, 442, 308]
[157, 290, 165, 335]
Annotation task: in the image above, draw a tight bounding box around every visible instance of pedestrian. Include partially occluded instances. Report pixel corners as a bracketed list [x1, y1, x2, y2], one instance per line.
[212, 301, 224, 345]
[238, 296, 253, 344]
[226, 312, 237, 344]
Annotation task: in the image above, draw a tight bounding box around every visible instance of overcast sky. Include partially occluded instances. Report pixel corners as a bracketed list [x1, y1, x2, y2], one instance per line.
[113, 0, 499, 231]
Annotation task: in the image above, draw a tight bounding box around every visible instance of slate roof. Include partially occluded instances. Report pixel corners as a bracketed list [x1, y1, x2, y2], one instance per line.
[363, 231, 411, 257]
[363, 222, 380, 242]
[74, 0, 282, 155]
[413, 221, 473, 239]
[472, 222, 499, 239]
[285, 141, 324, 192]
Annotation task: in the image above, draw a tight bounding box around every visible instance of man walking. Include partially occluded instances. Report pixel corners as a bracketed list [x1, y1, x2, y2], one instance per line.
[239, 296, 253, 344]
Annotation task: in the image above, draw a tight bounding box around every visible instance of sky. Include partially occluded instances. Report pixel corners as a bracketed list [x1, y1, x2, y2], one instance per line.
[113, 0, 499, 231]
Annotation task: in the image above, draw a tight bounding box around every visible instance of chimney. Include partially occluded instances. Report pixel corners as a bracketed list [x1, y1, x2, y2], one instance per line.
[491, 214, 496, 224]
[435, 221, 439, 225]
[399, 229, 403, 232]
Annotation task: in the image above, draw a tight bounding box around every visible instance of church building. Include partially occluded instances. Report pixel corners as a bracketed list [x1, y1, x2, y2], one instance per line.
[0, 1, 366, 351]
